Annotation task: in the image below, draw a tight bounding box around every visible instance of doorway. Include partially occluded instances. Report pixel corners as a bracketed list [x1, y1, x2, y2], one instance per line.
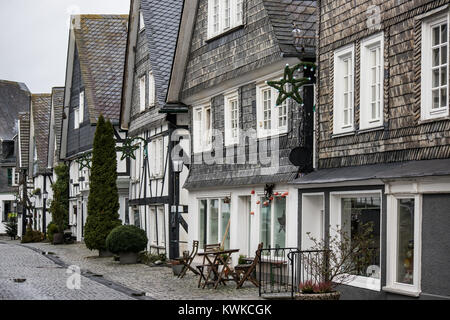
[301, 193, 325, 250]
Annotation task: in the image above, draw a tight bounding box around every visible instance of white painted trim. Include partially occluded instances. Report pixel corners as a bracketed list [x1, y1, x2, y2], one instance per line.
[421, 12, 450, 120]
[360, 32, 384, 130]
[329, 190, 383, 292]
[333, 43, 355, 135]
[385, 194, 422, 296]
[224, 90, 240, 146]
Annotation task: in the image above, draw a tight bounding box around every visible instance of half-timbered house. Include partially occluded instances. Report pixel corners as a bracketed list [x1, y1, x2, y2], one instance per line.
[28, 94, 52, 234]
[120, 0, 187, 258]
[166, 0, 317, 262]
[292, 0, 450, 300]
[0, 80, 30, 235]
[60, 15, 129, 242]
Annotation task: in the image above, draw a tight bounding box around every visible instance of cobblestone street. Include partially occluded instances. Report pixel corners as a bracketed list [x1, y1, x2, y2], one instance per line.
[0, 238, 260, 300]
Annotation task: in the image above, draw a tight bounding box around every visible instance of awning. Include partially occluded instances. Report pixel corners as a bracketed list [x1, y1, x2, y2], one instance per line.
[290, 158, 450, 185]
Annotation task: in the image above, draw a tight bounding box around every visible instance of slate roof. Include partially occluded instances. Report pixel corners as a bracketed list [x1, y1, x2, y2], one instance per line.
[51, 87, 65, 161]
[291, 158, 450, 185]
[18, 112, 30, 169]
[263, 0, 317, 57]
[31, 94, 51, 174]
[0, 80, 31, 140]
[74, 15, 128, 124]
[141, 0, 184, 107]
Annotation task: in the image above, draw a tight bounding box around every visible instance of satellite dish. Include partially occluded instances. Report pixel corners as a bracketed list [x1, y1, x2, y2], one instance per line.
[289, 147, 311, 169]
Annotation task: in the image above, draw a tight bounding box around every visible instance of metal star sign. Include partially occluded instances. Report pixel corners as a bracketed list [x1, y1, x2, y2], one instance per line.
[116, 137, 147, 161]
[76, 152, 92, 171]
[267, 61, 316, 106]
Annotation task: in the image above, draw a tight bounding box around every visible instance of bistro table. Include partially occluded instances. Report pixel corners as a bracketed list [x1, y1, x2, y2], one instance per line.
[197, 248, 240, 289]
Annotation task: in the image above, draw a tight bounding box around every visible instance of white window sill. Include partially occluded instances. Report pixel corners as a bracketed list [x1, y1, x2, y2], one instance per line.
[206, 24, 244, 42]
[418, 115, 450, 124]
[339, 275, 381, 292]
[257, 131, 288, 140]
[332, 130, 356, 138]
[357, 125, 385, 134]
[382, 286, 421, 297]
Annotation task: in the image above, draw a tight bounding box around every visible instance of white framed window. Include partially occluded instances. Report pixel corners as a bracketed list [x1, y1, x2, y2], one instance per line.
[198, 198, 231, 250]
[333, 44, 355, 134]
[74, 108, 79, 129]
[259, 195, 287, 256]
[193, 104, 212, 153]
[421, 13, 450, 120]
[224, 91, 240, 146]
[148, 71, 155, 107]
[13, 168, 20, 186]
[256, 80, 289, 139]
[79, 90, 85, 124]
[149, 206, 165, 247]
[329, 191, 382, 291]
[139, 75, 146, 112]
[139, 11, 145, 31]
[360, 33, 384, 129]
[207, 0, 244, 39]
[150, 137, 164, 178]
[385, 195, 422, 297]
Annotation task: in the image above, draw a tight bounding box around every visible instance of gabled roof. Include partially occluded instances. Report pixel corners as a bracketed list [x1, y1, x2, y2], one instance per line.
[263, 0, 317, 57]
[18, 112, 30, 169]
[0, 80, 31, 140]
[73, 15, 128, 124]
[31, 94, 51, 174]
[141, 0, 184, 108]
[120, 0, 184, 128]
[51, 87, 65, 162]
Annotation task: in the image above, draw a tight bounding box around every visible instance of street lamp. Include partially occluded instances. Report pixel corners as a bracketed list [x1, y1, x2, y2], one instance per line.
[42, 190, 48, 236]
[172, 159, 184, 173]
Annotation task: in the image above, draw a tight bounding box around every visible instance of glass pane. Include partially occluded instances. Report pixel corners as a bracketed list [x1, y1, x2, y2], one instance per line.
[220, 200, 231, 250]
[344, 76, 348, 91]
[260, 198, 271, 252]
[442, 66, 447, 86]
[441, 46, 448, 64]
[199, 200, 207, 248]
[433, 69, 440, 88]
[209, 199, 219, 244]
[432, 89, 440, 109]
[433, 26, 440, 46]
[371, 85, 376, 102]
[442, 24, 448, 43]
[341, 197, 381, 279]
[441, 88, 447, 108]
[372, 102, 377, 120]
[397, 199, 415, 285]
[433, 48, 440, 67]
[134, 210, 141, 229]
[371, 67, 376, 84]
[273, 198, 286, 250]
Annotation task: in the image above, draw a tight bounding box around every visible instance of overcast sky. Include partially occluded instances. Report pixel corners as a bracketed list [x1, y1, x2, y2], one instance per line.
[0, 0, 130, 93]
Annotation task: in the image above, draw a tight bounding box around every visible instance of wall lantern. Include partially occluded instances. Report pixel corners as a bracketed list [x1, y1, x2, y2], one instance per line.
[172, 159, 184, 173]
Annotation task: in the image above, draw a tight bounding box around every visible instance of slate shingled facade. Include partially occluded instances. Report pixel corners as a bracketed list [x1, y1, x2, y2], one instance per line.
[292, 0, 450, 300]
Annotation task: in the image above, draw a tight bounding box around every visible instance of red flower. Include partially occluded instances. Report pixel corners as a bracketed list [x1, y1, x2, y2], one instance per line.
[251, 190, 255, 195]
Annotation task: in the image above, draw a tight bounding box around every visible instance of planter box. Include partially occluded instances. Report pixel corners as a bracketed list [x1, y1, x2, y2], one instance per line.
[52, 233, 64, 245]
[295, 291, 341, 300]
[119, 252, 139, 264]
[99, 249, 114, 258]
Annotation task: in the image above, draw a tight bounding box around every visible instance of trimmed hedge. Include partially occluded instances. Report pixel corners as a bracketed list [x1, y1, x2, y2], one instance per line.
[106, 225, 148, 254]
[47, 222, 59, 243]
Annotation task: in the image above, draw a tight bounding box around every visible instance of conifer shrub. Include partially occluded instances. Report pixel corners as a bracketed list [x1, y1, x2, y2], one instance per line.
[84, 115, 122, 252]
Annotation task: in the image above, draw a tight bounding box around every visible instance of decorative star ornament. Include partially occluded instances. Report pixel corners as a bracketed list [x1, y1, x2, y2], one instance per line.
[267, 61, 316, 106]
[116, 137, 147, 161]
[76, 152, 92, 171]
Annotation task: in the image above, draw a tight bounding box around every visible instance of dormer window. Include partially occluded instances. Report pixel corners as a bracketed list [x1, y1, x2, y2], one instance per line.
[207, 0, 244, 39]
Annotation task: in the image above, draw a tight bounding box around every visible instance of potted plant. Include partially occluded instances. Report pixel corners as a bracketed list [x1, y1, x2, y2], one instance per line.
[106, 225, 148, 264]
[4, 213, 18, 240]
[296, 222, 376, 300]
[171, 259, 184, 276]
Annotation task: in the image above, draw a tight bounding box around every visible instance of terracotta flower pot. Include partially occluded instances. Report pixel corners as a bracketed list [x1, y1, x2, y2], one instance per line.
[295, 291, 341, 300]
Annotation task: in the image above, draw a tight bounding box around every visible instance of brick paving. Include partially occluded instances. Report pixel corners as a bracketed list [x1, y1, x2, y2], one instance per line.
[0, 238, 260, 300]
